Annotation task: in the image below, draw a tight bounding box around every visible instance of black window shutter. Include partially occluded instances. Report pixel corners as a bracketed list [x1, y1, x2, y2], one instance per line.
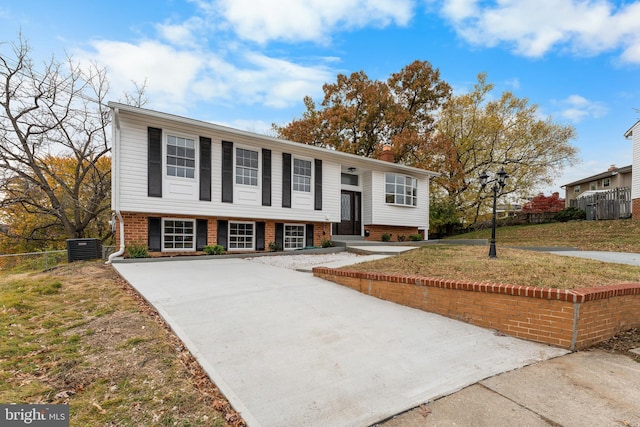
[148, 127, 163, 197]
[217, 220, 228, 250]
[275, 223, 284, 250]
[306, 223, 314, 247]
[199, 137, 211, 201]
[148, 217, 161, 251]
[222, 141, 234, 203]
[282, 153, 291, 208]
[314, 159, 322, 210]
[262, 149, 272, 206]
[196, 219, 208, 251]
[256, 222, 266, 251]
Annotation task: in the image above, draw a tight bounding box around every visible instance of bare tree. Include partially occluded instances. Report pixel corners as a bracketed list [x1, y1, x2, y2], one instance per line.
[0, 35, 113, 248]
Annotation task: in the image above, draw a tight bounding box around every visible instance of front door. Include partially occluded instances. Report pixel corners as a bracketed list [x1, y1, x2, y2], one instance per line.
[338, 190, 361, 235]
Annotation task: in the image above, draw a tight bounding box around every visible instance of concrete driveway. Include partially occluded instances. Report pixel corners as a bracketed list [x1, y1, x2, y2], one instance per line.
[114, 258, 567, 427]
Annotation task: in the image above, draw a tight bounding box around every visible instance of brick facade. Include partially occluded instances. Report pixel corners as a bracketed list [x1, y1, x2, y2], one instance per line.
[116, 212, 327, 255]
[633, 198, 640, 220]
[313, 267, 640, 350]
[364, 225, 421, 242]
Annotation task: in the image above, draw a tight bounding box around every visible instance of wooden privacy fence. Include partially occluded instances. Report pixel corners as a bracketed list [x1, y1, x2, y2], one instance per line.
[569, 187, 631, 220]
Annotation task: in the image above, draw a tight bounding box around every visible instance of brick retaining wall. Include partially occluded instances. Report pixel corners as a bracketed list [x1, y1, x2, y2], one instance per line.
[312, 268, 640, 350]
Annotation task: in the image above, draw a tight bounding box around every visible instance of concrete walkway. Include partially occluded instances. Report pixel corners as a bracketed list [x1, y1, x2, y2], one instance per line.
[381, 349, 640, 427]
[546, 250, 640, 266]
[113, 258, 567, 427]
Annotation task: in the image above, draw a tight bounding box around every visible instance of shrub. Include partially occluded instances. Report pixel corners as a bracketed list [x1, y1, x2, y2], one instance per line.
[409, 233, 423, 241]
[554, 207, 586, 222]
[321, 239, 334, 248]
[126, 242, 148, 258]
[397, 235, 406, 242]
[203, 245, 224, 255]
[381, 233, 392, 242]
[268, 241, 282, 252]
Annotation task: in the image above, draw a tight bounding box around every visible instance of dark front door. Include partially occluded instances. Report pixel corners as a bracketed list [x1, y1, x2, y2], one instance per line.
[338, 190, 361, 235]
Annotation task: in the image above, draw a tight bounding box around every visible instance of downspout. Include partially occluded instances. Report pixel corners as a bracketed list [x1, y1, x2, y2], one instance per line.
[107, 107, 125, 264]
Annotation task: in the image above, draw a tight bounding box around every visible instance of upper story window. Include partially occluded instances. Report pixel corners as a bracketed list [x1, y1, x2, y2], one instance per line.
[602, 178, 610, 187]
[293, 158, 312, 192]
[166, 135, 195, 178]
[574, 185, 581, 194]
[236, 148, 258, 186]
[385, 173, 417, 207]
[590, 183, 597, 190]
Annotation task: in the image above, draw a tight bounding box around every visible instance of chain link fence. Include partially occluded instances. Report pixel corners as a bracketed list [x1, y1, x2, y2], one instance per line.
[0, 246, 117, 273]
[0, 250, 68, 272]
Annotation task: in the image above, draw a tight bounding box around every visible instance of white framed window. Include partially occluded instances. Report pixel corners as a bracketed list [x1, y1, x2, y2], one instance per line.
[590, 183, 597, 190]
[229, 222, 254, 250]
[163, 219, 195, 251]
[385, 173, 417, 207]
[602, 178, 610, 187]
[166, 135, 196, 178]
[284, 224, 305, 250]
[574, 185, 581, 194]
[293, 158, 312, 192]
[236, 147, 258, 186]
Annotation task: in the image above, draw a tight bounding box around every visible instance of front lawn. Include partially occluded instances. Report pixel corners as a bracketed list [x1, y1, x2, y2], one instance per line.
[342, 245, 640, 289]
[449, 219, 640, 253]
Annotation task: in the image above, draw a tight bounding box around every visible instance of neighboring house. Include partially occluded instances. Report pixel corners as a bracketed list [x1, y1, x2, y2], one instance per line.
[109, 103, 437, 255]
[625, 120, 640, 220]
[562, 164, 632, 207]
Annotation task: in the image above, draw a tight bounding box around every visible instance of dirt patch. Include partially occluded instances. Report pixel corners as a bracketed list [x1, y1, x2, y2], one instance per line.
[595, 328, 640, 362]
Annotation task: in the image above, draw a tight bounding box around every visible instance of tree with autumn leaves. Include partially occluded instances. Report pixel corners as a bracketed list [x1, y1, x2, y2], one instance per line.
[0, 36, 114, 252]
[275, 64, 578, 227]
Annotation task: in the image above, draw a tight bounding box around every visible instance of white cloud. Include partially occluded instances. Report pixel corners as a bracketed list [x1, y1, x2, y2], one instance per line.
[85, 40, 204, 107]
[554, 94, 608, 123]
[203, 0, 415, 44]
[156, 17, 205, 48]
[78, 39, 333, 113]
[438, 0, 640, 63]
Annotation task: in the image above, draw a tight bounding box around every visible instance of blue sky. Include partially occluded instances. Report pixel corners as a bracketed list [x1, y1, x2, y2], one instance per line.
[2, 0, 640, 195]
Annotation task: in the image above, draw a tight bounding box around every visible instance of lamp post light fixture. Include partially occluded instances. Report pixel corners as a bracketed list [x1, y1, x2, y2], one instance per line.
[480, 167, 509, 258]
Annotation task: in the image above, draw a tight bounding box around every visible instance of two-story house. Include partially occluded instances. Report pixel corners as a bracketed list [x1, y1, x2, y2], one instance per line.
[562, 164, 632, 207]
[108, 103, 438, 256]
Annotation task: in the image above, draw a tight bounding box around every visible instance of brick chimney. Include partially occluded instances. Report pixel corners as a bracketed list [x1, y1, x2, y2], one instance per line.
[608, 164, 617, 172]
[379, 144, 394, 163]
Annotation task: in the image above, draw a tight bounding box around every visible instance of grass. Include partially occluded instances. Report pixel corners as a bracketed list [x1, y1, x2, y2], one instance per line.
[344, 245, 640, 289]
[343, 220, 640, 291]
[0, 261, 239, 426]
[449, 218, 640, 252]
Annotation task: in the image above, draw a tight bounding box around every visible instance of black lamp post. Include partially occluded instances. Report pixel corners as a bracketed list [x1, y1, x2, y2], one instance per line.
[480, 167, 509, 258]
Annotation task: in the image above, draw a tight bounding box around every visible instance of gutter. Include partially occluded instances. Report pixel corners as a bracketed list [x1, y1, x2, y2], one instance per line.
[107, 107, 125, 264]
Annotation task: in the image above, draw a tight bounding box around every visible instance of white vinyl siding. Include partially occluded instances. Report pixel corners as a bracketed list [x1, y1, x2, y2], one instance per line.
[368, 171, 429, 229]
[114, 108, 434, 231]
[284, 224, 305, 250]
[633, 123, 640, 201]
[229, 222, 254, 250]
[163, 219, 195, 251]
